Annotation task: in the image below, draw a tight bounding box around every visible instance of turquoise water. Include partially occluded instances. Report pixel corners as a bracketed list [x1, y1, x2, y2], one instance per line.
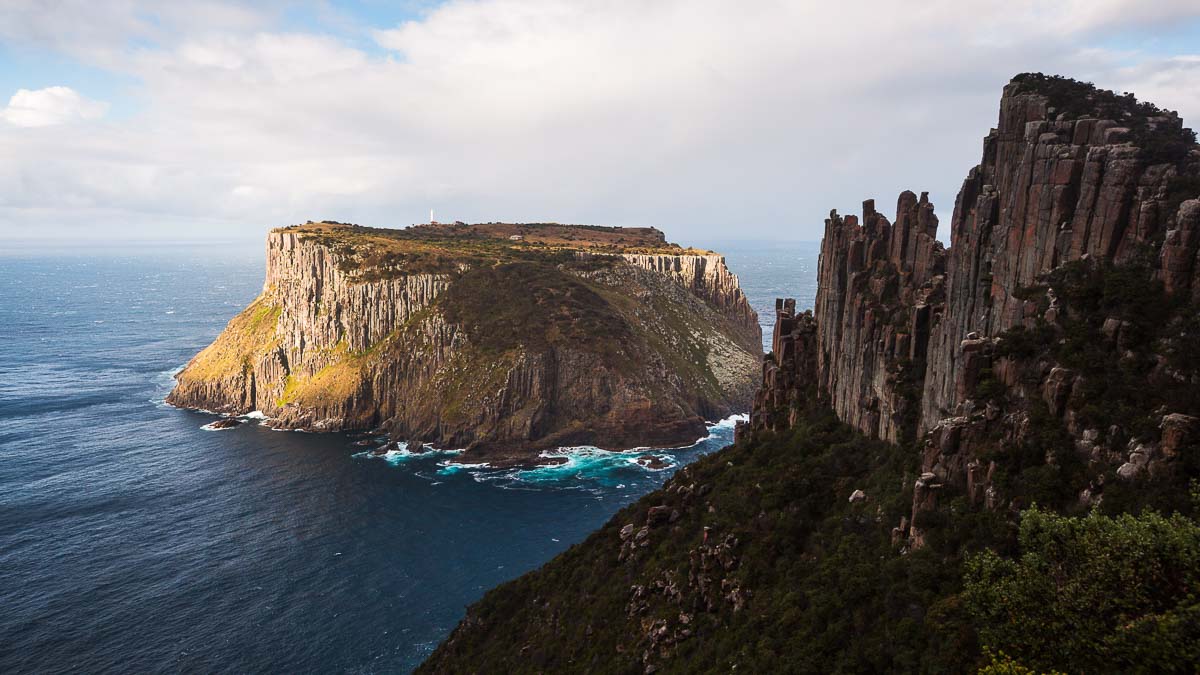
[0, 241, 816, 673]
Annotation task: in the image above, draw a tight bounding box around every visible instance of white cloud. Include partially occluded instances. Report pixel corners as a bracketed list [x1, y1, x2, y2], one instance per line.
[0, 0, 1199, 243]
[1, 87, 109, 127]
[1110, 56, 1200, 121]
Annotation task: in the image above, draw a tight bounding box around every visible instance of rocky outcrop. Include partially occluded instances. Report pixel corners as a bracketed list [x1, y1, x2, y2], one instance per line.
[746, 74, 1200, 545]
[621, 253, 760, 347]
[169, 224, 761, 461]
[739, 299, 817, 441]
[923, 77, 1200, 429]
[743, 192, 946, 445]
[814, 192, 945, 443]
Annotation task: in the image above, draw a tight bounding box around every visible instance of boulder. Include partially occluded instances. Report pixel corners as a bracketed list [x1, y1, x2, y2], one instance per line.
[1117, 462, 1143, 480]
[647, 506, 672, 527]
[1160, 413, 1198, 458]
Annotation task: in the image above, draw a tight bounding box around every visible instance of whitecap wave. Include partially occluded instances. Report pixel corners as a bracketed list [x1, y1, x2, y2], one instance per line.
[706, 412, 749, 430]
[354, 441, 466, 466]
[435, 460, 491, 475]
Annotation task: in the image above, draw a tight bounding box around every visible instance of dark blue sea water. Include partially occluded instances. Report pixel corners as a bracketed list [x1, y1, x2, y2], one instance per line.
[0, 240, 816, 673]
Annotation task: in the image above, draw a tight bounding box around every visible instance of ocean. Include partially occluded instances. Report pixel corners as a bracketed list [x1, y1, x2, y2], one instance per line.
[0, 240, 817, 673]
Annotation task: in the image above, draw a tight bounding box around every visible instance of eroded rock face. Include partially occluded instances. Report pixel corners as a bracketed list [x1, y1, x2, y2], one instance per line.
[621, 253, 760, 349]
[922, 80, 1200, 430]
[742, 193, 947, 446]
[814, 192, 945, 444]
[745, 74, 1200, 547]
[168, 227, 761, 460]
[738, 300, 818, 442]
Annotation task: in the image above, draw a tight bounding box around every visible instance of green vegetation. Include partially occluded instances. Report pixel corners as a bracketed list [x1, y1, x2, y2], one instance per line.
[1048, 257, 1187, 435]
[982, 257, 1200, 516]
[965, 506, 1200, 674]
[286, 220, 702, 280]
[438, 260, 633, 361]
[177, 296, 280, 381]
[1009, 73, 1197, 166]
[421, 403, 977, 673]
[420, 398, 1200, 674]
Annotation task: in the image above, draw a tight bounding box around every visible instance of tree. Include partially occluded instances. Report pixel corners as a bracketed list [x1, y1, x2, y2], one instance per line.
[963, 506, 1200, 673]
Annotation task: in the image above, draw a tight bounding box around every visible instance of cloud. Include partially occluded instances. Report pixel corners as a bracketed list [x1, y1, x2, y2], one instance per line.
[1, 0, 1199, 243]
[0, 0, 278, 66]
[1110, 56, 1200, 121]
[1, 87, 109, 127]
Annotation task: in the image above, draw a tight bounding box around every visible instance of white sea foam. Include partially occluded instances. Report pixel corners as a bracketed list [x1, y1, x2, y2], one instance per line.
[362, 411, 744, 487]
[436, 460, 492, 475]
[354, 441, 466, 465]
[707, 412, 749, 430]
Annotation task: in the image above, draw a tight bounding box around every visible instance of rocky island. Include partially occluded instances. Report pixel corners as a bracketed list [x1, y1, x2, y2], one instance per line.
[419, 75, 1200, 673]
[168, 221, 761, 464]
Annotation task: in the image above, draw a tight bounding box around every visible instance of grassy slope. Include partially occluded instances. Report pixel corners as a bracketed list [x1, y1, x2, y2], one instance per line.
[176, 296, 280, 382]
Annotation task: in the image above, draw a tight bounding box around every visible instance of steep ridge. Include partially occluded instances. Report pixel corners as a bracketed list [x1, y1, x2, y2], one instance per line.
[923, 74, 1200, 430]
[169, 222, 761, 461]
[419, 75, 1200, 674]
[748, 73, 1200, 546]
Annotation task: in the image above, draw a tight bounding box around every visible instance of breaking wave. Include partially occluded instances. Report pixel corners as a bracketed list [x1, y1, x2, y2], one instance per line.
[355, 413, 745, 490]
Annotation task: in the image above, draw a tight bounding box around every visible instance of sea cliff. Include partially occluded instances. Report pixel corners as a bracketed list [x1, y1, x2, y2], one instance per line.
[747, 72, 1200, 546]
[418, 75, 1200, 673]
[168, 222, 762, 461]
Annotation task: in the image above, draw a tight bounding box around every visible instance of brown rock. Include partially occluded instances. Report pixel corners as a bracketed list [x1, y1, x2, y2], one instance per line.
[1160, 413, 1199, 458]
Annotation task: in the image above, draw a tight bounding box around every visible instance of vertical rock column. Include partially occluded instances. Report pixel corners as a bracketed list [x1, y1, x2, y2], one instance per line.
[812, 193, 945, 443]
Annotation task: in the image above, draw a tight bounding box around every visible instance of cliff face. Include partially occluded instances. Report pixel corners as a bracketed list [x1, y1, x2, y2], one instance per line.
[419, 75, 1200, 674]
[923, 78, 1200, 430]
[169, 223, 761, 460]
[746, 74, 1200, 546]
[621, 252, 761, 348]
[813, 192, 945, 443]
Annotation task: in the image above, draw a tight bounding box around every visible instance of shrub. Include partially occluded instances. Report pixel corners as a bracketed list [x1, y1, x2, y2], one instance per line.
[964, 507, 1200, 673]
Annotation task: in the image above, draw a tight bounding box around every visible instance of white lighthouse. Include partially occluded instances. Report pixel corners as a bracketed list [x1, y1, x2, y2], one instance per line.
[430, 208, 436, 224]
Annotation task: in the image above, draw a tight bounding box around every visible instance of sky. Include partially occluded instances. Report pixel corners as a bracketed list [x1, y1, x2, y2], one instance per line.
[2, 1, 1200, 246]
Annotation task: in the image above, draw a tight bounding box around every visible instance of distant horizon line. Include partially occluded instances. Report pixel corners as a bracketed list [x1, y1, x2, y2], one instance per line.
[0, 236, 824, 250]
